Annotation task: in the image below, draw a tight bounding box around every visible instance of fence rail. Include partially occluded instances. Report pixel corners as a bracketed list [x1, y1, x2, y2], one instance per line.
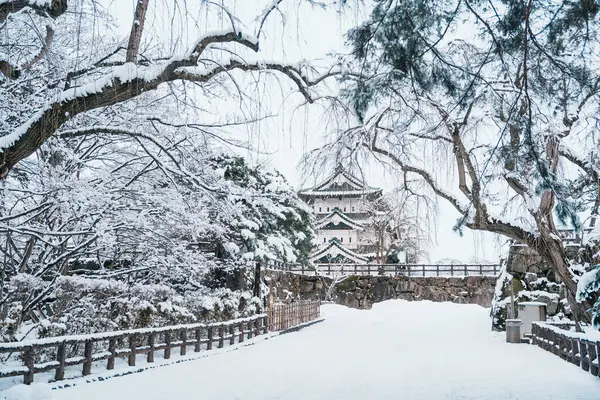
[531, 322, 600, 378]
[266, 261, 500, 277]
[0, 300, 322, 385]
[268, 300, 321, 331]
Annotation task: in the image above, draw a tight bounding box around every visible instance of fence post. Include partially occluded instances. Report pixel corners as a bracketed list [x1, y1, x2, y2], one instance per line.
[148, 333, 155, 362]
[229, 324, 236, 345]
[588, 341, 598, 376]
[195, 328, 202, 352]
[107, 338, 116, 370]
[248, 320, 254, 338]
[83, 339, 93, 375]
[128, 334, 137, 366]
[263, 316, 269, 334]
[239, 322, 245, 342]
[23, 346, 34, 385]
[180, 328, 187, 356]
[55, 341, 66, 381]
[218, 325, 225, 348]
[207, 327, 213, 350]
[164, 330, 172, 359]
[450, 264, 454, 276]
[581, 339, 589, 371]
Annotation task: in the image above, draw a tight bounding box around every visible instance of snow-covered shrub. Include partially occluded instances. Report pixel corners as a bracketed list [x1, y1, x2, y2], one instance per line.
[576, 264, 600, 329]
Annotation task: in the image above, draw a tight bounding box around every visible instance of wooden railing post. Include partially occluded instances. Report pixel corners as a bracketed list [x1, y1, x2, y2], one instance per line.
[107, 338, 116, 370]
[207, 327, 213, 350]
[55, 341, 66, 381]
[23, 346, 34, 385]
[128, 334, 137, 366]
[589, 341, 599, 376]
[218, 325, 225, 348]
[248, 320, 254, 338]
[263, 316, 269, 334]
[463, 264, 467, 276]
[194, 328, 202, 352]
[83, 339, 93, 375]
[148, 333, 155, 363]
[230, 324, 236, 345]
[180, 328, 187, 356]
[450, 264, 454, 276]
[581, 339, 589, 371]
[239, 322, 245, 342]
[164, 330, 172, 359]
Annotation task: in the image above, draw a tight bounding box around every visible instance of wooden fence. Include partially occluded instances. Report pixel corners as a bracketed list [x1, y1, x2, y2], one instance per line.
[531, 322, 600, 378]
[0, 301, 321, 385]
[266, 261, 500, 277]
[268, 300, 321, 332]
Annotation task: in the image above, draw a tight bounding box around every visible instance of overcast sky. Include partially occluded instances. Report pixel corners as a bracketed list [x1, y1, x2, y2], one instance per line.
[104, 0, 507, 263]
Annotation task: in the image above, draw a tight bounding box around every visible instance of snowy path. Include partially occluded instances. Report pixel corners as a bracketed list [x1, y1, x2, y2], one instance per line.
[18, 301, 600, 399]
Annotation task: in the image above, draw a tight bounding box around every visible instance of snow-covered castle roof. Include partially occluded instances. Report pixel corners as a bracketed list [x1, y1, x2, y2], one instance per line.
[299, 164, 381, 198]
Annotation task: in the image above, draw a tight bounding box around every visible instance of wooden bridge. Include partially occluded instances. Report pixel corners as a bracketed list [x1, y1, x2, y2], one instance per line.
[266, 262, 501, 277]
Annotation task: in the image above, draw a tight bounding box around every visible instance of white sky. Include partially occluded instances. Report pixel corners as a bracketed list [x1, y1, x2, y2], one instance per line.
[103, 0, 506, 263]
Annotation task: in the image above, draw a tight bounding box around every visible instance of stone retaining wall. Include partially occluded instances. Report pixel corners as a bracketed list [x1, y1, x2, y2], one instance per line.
[264, 270, 498, 309]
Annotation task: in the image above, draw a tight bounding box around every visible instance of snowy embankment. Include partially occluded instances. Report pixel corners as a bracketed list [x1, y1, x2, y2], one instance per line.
[5, 301, 600, 400]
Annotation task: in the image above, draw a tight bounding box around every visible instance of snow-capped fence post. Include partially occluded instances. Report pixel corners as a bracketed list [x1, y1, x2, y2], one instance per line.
[180, 329, 188, 356]
[247, 320, 254, 339]
[206, 327, 213, 350]
[147, 333, 155, 363]
[128, 335, 137, 366]
[254, 318, 260, 336]
[450, 264, 454, 276]
[83, 339, 93, 375]
[239, 322, 245, 342]
[55, 341, 66, 381]
[588, 341, 598, 376]
[164, 331, 172, 358]
[580, 339, 589, 371]
[218, 326, 225, 348]
[22, 346, 34, 385]
[194, 328, 202, 352]
[107, 338, 116, 370]
[229, 325, 236, 345]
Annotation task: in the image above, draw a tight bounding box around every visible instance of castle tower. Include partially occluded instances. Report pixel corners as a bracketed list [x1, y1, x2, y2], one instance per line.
[299, 165, 393, 264]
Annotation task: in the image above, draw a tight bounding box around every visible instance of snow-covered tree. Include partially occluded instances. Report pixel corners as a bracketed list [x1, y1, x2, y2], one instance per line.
[328, 0, 600, 326]
[0, 0, 336, 178]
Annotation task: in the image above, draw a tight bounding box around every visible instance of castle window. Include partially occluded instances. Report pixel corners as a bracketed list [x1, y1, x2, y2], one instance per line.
[349, 237, 352, 243]
[323, 237, 326, 243]
[352, 207, 355, 211]
[327, 207, 330, 212]
[344, 207, 347, 212]
[340, 237, 344, 243]
[319, 207, 322, 212]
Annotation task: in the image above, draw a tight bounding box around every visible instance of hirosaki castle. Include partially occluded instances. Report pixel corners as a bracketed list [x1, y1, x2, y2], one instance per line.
[299, 165, 401, 264]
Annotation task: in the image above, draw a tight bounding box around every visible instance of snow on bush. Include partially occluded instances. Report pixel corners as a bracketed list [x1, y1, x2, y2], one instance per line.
[576, 264, 600, 329]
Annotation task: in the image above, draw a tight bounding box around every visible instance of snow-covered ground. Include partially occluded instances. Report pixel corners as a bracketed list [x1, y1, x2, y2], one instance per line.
[5, 300, 600, 400]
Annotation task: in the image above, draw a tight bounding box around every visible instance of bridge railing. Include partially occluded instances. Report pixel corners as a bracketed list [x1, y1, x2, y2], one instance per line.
[265, 261, 499, 277]
[313, 263, 499, 277]
[531, 322, 600, 378]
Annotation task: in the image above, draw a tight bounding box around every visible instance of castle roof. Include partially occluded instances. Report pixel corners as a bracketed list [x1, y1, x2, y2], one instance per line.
[299, 164, 381, 198]
[315, 208, 366, 230]
[310, 240, 369, 264]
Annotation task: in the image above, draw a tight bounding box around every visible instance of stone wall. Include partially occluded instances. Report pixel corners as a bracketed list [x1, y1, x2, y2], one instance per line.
[264, 270, 497, 309]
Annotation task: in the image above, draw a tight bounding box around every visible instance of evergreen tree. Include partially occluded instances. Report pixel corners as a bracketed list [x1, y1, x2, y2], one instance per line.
[338, 0, 600, 326]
